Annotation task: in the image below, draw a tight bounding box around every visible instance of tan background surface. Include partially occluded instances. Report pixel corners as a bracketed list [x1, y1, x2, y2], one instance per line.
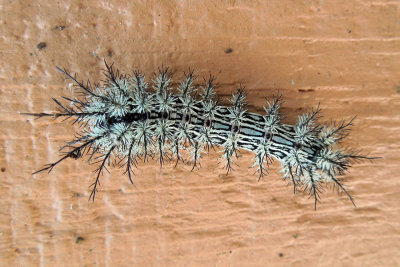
[1, 0, 399, 266]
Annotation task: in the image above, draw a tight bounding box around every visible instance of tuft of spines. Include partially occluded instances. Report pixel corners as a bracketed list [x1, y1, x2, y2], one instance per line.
[251, 139, 274, 181]
[294, 104, 321, 146]
[228, 86, 247, 124]
[22, 61, 379, 208]
[178, 69, 197, 98]
[263, 92, 283, 134]
[251, 93, 282, 181]
[221, 133, 240, 174]
[153, 66, 175, 113]
[200, 74, 217, 101]
[131, 70, 152, 114]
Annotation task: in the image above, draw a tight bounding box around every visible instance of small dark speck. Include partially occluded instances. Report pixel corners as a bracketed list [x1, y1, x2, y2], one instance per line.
[271, 197, 277, 202]
[224, 48, 233, 54]
[73, 192, 80, 197]
[298, 89, 315, 93]
[53, 25, 65, 31]
[229, 250, 232, 253]
[396, 85, 400, 94]
[107, 48, 113, 57]
[76, 236, 84, 244]
[279, 252, 284, 257]
[37, 42, 46, 50]
[293, 233, 298, 239]
[347, 29, 352, 34]
[1, 167, 5, 172]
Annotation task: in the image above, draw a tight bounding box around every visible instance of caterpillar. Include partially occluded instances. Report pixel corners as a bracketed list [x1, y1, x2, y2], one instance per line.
[23, 60, 376, 209]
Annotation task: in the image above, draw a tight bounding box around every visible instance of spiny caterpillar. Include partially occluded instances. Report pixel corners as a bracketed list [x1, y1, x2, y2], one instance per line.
[23, 60, 376, 209]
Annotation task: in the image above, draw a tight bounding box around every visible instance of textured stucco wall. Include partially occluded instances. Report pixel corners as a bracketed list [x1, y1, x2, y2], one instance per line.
[0, 1, 399, 266]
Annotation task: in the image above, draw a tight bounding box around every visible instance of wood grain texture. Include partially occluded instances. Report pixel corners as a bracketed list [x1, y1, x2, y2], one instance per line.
[0, 0, 399, 266]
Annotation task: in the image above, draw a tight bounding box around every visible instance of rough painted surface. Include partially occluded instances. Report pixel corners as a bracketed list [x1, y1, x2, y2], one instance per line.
[0, 1, 399, 266]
